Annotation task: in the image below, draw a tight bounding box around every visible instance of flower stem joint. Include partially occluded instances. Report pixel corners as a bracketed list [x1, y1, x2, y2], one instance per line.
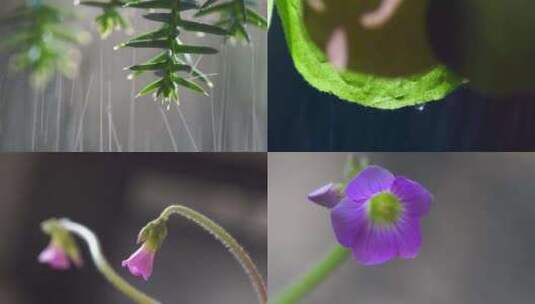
[122, 219, 168, 281]
[38, 219, 83, 270]
[308, 165, 432, 266]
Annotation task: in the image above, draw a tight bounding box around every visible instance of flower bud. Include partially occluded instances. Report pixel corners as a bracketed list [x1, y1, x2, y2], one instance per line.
[308, 183, 344, 208]
[39, 219, 83, 270]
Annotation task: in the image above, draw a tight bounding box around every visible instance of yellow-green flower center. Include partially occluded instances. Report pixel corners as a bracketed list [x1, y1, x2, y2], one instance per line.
[367, 192, 402, 224]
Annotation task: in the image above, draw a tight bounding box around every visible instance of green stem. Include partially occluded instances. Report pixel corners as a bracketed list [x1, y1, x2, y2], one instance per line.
[271, 245, 351, 304]
[58, 219, 161, 304]
[158, 205, 268, 304]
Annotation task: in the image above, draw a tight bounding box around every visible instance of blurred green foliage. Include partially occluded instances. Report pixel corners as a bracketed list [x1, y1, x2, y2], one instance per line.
[0, 3, 90, 89]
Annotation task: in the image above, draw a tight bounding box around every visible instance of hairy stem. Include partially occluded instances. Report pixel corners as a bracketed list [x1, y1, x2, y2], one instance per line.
[271, 245, 350, 304]
[58, 219, 160, 304]
[158, 205, 268, 304]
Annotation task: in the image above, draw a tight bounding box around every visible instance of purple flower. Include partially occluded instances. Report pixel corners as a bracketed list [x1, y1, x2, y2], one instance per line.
[38, 243, 74, 270]
[122, 244, 155, 281]
[308, 183, 343, 208]
[330, 166, 432, 265]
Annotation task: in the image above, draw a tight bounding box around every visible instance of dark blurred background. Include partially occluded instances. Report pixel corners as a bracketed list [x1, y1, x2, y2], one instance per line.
[269, 153, 535, 303]
[0, 153, 266, 303]
[268, 12, 535, 152]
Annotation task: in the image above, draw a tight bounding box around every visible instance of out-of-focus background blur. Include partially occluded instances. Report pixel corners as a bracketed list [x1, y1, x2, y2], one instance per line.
[0, 0, 267, 152]
[269, 153, 535, 303]
[0, 153, 266, 303]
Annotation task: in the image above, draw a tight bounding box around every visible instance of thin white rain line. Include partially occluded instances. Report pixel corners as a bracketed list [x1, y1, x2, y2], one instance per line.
[74, 74, 94, 151]
[107, 80, 112, 151]
[31, 91, 38, 151]
[0, 73, 5, 138]
[218, 44, 228, 152]
[107, 81, 122, 152]
[192, 54, 204, 70]
[39, 90, 44, 147]
[144, 129, 151, 152]
[185, 73, 219, 82]
[249, 42, 258, 151]
[209, 86, 217, 151]
[99, 45, 104, 152]
[158, 106, 178, 152]
[128, 48, 137, 152]
[55, 76, 63, 151]
[174, 103, 199, 152]
[110, 118, 123, 152]
[68, 78, 76, 147]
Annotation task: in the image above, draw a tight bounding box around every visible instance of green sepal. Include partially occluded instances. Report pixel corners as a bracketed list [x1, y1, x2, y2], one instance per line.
[137, 219, 168, 251]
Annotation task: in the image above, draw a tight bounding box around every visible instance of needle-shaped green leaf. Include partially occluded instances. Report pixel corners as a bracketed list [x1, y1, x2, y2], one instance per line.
[176, 19, 228, 35]
[126, 0, 198, 10]
[123, 39, 169, 48]
[126, 28, 172, 44]
[174, 44, 218, 54]
[175, 77, 208, 95]
[195, 1, 233, 17]
[77, 1, 110, 8]
[245, 7, 267, 29]
[137, 78, 164, 97]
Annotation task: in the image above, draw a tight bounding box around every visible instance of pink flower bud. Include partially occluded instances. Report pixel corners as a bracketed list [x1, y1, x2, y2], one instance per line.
[121, 245, 155, 281]
[38, 243, 71, 270]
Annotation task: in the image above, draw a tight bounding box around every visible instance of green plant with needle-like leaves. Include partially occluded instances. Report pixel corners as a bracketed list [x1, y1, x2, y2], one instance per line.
[115, 0, 266, 106]
[76, 0, 135, 38]
[0, 1, 90, 89]
[195, 0, 267, 43]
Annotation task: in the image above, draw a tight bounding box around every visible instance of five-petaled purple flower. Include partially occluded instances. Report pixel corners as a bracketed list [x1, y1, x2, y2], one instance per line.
[309, 165, 432, 265]
[122, 244, 156, 281]
[38, 242, 82, 270]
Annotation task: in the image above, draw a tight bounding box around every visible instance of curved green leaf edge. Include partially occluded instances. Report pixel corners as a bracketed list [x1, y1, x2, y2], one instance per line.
[275, 0, 464, 110]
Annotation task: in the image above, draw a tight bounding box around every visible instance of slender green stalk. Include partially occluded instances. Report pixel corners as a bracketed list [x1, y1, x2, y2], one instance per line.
[58, 219, 160, 304]
[158, 205, 268, 304]
[271, 245, 351, 304]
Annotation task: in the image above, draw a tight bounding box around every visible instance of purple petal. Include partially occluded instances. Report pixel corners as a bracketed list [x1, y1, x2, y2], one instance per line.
[346, 166, 395, 202]
[122, 245, 155, 281]
[330, 198, 367, 248]
[351, 225, 399, 265]
[38, 244, 71, 270]
[308, 183, 342, 208]
[397, 219, 422, 259]
[391, 176, 432, 217]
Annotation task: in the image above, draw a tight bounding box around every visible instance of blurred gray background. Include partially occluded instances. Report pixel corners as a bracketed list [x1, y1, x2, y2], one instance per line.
[269, 153, 535, 304]
[0, 153, 266, 303]
[0, 0, 267, 152]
